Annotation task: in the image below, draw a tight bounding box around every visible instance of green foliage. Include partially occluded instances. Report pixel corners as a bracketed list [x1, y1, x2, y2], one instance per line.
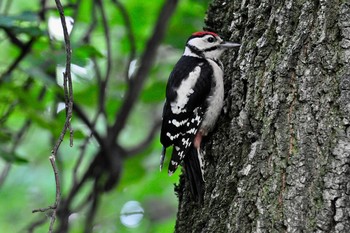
[0, 11, 44, 36]
[0, 0, 210, 232]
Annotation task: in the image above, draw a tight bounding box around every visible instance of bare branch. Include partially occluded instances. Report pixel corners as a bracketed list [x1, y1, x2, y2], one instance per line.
[125, 118, 162, 156]
[25, 216, 48, 233]
[32, 205, 56, 213]
[0, 115, 33, 187]
[31, 1, 74, 232]
[73, 111, 101, 186]
[0, 38, 36, 84]
[38, 0, 47, 20]
[109, 0, 179, 141]
[0, 163, 11, 188]
[31, 156, 61, 232]
[80, 2, 97, 43]
[72, 103, 104, 146]
[0, 102, 17, 124]
[0, 79, 45, 187]
[52, 0, 74, 155]
[2, 28, 25, 48]
[96, 0, 112, 116]
[84, 185, 100, 233]
[111, 0, 136, 82]
[48, 155, 61, 232]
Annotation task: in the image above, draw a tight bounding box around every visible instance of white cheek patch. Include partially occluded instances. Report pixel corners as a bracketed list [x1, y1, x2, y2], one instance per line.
[170, 66, 201, 114]
[188, 35, 218, 51]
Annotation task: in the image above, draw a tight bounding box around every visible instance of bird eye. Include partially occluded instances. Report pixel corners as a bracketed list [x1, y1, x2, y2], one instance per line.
[207, 37, 215, 43]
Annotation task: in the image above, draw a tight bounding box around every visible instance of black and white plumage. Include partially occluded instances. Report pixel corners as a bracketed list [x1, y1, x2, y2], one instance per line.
[160, 31, 240, 201]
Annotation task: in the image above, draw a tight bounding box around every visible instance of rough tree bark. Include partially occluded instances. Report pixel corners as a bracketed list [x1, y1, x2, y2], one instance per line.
[175, 1, 350, 232]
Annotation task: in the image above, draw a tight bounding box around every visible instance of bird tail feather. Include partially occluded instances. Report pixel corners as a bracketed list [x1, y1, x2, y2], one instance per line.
[183, 146, 204, 202]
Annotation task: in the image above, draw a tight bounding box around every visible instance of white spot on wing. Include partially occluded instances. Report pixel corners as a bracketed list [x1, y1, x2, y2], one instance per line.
[181, 138, 191, 148]
[187, 128, 197, 134]
[166, 132, 180, 141]
[171, 119, 188, 127]
[171, 161, 178, 166]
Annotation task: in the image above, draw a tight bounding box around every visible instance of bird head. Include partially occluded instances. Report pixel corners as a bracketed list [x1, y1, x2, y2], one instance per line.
[185, 31, 240, 59]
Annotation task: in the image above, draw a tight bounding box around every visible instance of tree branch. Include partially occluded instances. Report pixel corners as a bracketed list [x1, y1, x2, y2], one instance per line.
[109, 0, 178, 141]
[111, 0, 136, 82]
[2, 27, 25, 48]
[0, 38, 36, 84]
[72, 103, 104, 146]
[96, 0, 112, 116]
[48, 155, 61, 232]
[32, 1, 74, 232]
[125, 118, 162, 156]
[0, 163, 11, 188]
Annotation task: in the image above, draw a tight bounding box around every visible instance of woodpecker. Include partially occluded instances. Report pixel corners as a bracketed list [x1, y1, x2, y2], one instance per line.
[160, 31, 240, 201]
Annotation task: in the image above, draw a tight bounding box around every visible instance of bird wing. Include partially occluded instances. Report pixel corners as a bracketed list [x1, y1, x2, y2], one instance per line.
[160, 56, 213, 174]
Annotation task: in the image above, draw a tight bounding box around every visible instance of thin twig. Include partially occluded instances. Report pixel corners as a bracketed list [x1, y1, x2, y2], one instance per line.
[2, 28, 25, 48]
[48, 155, 61, 232]
[72, 103, 103, 146]
[84, 185, 100, 233]
[0, 163, 11, 187]
[32, 205, 56, 213]
[0, 38, 36, 84]
[38, 0, 47, 20]
[32, 1, 74, 232]
[125, 118, 162, 156]
[0, 101, 17, 124]
[73, 111, 100, 186]
[53, 1, 178, 231]
[0, 78, 45, 188]
[80, 2, 97, 43]
[51, 0, 74, 155]
[96, 0, 112, 116]
[24, 216, 48, 233]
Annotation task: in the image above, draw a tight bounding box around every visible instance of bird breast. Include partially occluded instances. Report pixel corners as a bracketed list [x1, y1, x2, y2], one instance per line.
[200, 59, 224, 135]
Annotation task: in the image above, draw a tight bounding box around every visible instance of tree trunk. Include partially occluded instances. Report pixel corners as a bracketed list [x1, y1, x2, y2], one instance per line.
[175, 1, 350, 232]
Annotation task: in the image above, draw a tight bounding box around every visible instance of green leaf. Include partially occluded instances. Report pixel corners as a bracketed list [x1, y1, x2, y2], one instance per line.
[0, 148, 29, 164]
[0, 12, 43, 36]
[76, 44, 104, 58]
[12, 25, 44, 37]
[0, 12, 38, 27]
[0, 129, 12, 143]
[0, 16, 15, 27]
[140, 80, 166, 103]
[73, 129, 86, 139]
[72, 44, 104, 66]
[12, 11, 38, 22]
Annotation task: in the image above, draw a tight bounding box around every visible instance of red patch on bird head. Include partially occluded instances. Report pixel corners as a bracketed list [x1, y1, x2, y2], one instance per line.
[192, 31, 218, 37]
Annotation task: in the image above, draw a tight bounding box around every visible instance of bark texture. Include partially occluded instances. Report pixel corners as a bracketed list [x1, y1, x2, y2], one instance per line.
[175, 1, 350, 232]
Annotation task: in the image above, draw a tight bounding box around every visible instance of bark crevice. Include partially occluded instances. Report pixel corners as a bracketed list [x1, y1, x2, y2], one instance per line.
[175, 1, 350, 233]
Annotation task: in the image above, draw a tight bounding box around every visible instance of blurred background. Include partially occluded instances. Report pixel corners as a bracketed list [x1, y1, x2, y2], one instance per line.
[0, 0, 210, 232]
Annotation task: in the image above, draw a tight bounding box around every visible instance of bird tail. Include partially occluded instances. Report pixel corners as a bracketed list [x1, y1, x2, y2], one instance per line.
[183, 146, 205, 202]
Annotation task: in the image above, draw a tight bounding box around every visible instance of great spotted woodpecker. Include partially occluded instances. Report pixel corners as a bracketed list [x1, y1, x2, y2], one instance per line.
[160, 31, 240, 201]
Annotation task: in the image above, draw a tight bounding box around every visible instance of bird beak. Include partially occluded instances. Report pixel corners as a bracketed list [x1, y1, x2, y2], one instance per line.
[220, 41, 240, 48]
